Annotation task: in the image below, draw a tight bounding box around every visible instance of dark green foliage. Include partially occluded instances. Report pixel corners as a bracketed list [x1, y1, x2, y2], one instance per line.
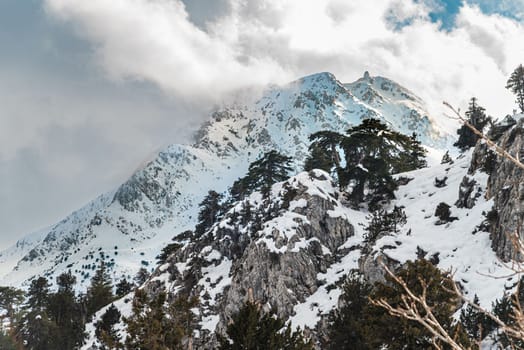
[454, 97, 491, 151]
[19, 310, 60, 350]
[86, 261, 114, 317]
[0, 286, 25, 323]
[305, 131, 344, 174]
[0, 330, 17, 350]
[219, 301, 312, 350]
[156, 242, 182, 265]
[327, 260, 472, 350]
[95, 304, 121, 350]
[441, 151, 453, 164]
[303, 142, 334, 173]
[26, 277, 50, 312]
[47, 271, 86, 349]
[17, 277, 58, 350]
[460, 294, 492, 341]
[307, 119, 426, 209]
[124, 290, 198, 350]
[435, 202, 458, 224]
[115, 278, 134, 298]
[363, 206, 406, 246]
[195, 190, 224, 235]
[506, 64, 524, 113]
[327, 272, 373, 350]
[370, 259, 472, 349]
[231, 150, 293, 200]
[134, 267, 150, 286]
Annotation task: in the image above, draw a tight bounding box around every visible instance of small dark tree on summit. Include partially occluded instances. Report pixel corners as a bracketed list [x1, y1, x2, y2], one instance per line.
[506, 64, 524, 113]
[195, 190, 223, 235]
[231, 150, 293, 200]
[454, 97, 491, 151]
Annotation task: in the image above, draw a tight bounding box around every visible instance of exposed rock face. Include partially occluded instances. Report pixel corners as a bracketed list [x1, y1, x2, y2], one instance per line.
[144, 170, 358, 348]
[470, 117, 524, 261]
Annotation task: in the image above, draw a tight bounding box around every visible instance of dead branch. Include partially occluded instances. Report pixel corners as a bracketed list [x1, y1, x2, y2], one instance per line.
[443, 101, 524, 171]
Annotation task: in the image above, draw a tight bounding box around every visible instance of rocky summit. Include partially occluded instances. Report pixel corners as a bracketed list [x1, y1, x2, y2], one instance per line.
[4, 71, 524, 349]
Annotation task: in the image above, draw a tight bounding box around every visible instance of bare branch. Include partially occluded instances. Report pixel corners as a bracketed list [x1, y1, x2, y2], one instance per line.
[443, 101, 524, 170]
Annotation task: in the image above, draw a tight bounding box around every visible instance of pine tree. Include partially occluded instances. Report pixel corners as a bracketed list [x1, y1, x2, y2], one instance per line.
[95, 304, 122, 350]
[17, 277, 59, 350]
[339, 118, 426, 209]
[305, 131, 344, 174]
[125, 290, 196, 350]
[134, 267, 150, 286]
[454, 97, 491, 151]
[115, 278, 134, 298]
[230, 151, 293, 200]
[368, 259, 472, 349]
[86, 261, 114, 317]
[0, 286, 25, 324]
[327, 272, 373, 350]
[303, 142, 333, 173]
[47, 271, 86, 349]
[506, 64, 524, 113]
[460, 294, 491, 341]
[219, 301, 312, 350]
[195, 190, 223, 235]
[26, 277, 50, 312]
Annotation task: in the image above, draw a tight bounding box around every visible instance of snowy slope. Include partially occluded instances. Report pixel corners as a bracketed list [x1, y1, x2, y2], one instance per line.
[80, 148, 516, 348]
[0, 72, 452, 290]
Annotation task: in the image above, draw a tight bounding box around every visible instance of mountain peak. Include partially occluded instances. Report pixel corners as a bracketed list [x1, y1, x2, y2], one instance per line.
[0, 71, 451, 290]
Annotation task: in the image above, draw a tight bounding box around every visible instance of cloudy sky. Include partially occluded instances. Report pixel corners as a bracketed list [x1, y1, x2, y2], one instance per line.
[1, 0, 524, 249]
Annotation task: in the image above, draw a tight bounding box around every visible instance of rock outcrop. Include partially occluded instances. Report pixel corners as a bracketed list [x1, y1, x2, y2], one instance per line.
[469, 116, 524, 260]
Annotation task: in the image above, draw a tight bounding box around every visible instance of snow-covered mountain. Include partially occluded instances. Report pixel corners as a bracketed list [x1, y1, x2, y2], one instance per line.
[0, 72, 451, 289]
[83, 146, 517, 349]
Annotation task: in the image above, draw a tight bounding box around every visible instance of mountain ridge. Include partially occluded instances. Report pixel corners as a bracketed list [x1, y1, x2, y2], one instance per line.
[0, 71, 452, 290]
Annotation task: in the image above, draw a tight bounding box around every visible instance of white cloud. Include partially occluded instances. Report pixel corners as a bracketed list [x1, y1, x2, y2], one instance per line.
[43, 0, 524, 127]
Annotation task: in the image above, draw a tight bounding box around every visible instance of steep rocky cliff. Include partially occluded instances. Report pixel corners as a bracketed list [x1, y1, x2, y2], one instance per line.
[467, 115, 524, 261]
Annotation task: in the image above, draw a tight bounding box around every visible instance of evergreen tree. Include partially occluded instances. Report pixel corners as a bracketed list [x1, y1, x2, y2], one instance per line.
[115, 278, 134, 298]
[26, 277, 50, 312]
[368, 259, 472, 349]
[134, 267, 150, 286]
[454, 97, 491, 151]
[156, 242, 183, 264]
[0, 286, 25, 324]
[435, 202, 458, 224]
[327, 272, 373, 350]
[363, 206, 407, 246]
[506, 64, 524, 113]
[125, 290, 196, 350]
[195, 190, 223, 235]
[18, 311, 60, 350]
[86, 261, 114, 317]
[95, 304, 122, 350]
[305, 131, 344, 174]
[339, 118, 426, 209]
[230, 151, 293, 200]
[17, 277, 58, 350]
[460, 294, 491, 341]
[47, 271, 86, 349]
[303, 142, 333, 173]
[219, 301, 312, 350]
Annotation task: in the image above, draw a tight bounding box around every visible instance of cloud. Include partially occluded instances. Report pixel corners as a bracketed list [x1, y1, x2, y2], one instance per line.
[3, 0, 523, 248]
[43, 0, 524, 126]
